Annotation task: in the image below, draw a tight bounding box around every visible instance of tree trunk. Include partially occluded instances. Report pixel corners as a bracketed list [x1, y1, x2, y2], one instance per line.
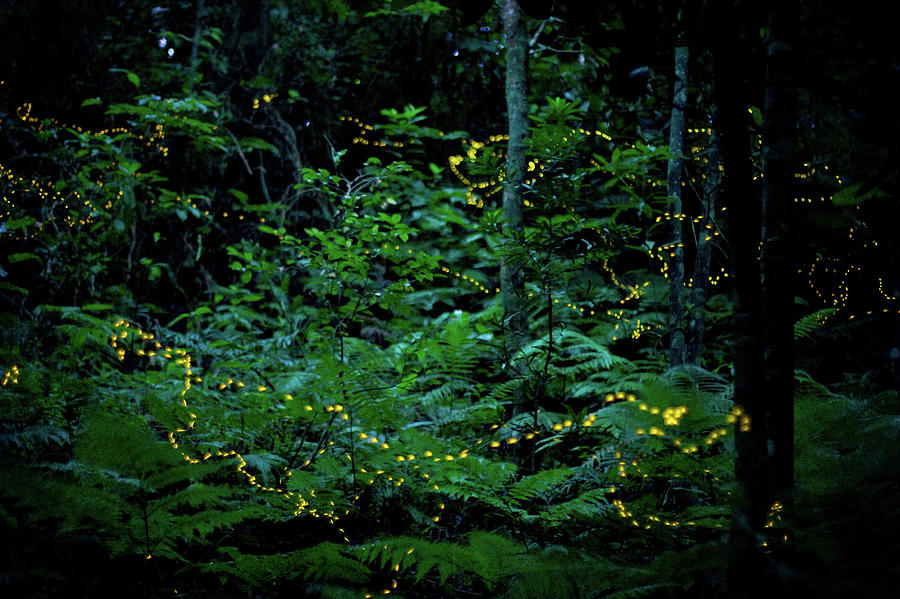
[187, 0, 205, 91]
[710, 2, 773, 597]
[667, 5, 689, 367]
[500, 0, 530, 416]
[761, 4, 797, 515]
[686, 115, 720, 366]
[233, 0, 270, 77]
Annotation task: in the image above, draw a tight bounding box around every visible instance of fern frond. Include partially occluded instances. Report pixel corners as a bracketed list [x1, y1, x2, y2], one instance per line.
[207, 542, 372, 589]
[602, 583, 680, 598]
[358, 531, 524, 590]
[794, 307, 836, 340]
[554, 328, 617, 373]
[508, 467, 573, 503]
[485, 377, 524, 404]
[538, 488, 614, 523]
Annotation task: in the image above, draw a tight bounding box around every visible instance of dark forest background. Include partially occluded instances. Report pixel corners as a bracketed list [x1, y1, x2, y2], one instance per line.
[1, 1, 899, 597]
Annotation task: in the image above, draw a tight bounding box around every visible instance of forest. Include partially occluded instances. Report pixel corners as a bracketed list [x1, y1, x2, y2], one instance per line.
[1, 1, 899, 597]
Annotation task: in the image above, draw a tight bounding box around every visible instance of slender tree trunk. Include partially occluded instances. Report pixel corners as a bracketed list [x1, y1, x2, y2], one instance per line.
[187, 0, 205, 91]
[761, 5, 797, 512]
[711, 3, 775, 597]
[500, 0, 530, 416]
[667, 5, 689, 367]
[686, 116, 720, 366]
[235, 0, 270, 76]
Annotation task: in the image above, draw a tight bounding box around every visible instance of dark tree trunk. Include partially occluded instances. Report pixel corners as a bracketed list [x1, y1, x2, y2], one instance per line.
[232, 0, 270, 78]
[500, 0, 530, 416]
[710, 3, 774, 597]
[761, 3, 797, 516]
[187, 0, 206, 90]
[686, 115, 720, 366]
[667, 4, 689, 367]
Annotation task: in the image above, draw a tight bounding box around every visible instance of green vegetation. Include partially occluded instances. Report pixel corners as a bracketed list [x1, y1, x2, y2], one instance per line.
[1, 1, 898, 597]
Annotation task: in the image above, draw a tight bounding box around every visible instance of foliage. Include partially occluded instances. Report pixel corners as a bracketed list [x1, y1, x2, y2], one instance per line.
[1, 2, 898, 598]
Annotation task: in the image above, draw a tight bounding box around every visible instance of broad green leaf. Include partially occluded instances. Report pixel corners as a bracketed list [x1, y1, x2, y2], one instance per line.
[8, 253, 41, 264]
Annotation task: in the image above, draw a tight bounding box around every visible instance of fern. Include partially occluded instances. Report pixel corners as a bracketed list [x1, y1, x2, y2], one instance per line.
[485, 377, 526, 404]
[508, 467, 573, 503]
[553, 328, 619, 373]
[358, 531, 525, 591]
[206, 542, 372, 590]
[537, 488, 615, 524]
[794, 307, 836, 340]
[0, 423, 69, 453]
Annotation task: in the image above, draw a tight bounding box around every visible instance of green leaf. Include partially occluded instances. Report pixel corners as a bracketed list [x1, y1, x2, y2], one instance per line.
[81, 303, 114, 312]
[81, 97, 103, 107]
[0, 282, 28, 295]
[5, 217, 35, 231]
[8, 252, 41, 265]
[228, 189, 249, 203]
[247, 75, 273, 89]
[831, 183, 889, 207]
[748, 105, 762, 127]
[240, 137, 279, 153]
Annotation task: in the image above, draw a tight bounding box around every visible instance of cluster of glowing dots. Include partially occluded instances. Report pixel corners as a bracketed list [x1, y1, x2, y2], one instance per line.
[105, 322, 738, 589]
[115, 313, 458, 533]
[108, 320, 362, 534]
[362, 580, 400, 598]
[16, 102, 168, 155]
[635, 402, 727, 452]
[453, 136, 542, 208]
[801, 214, 897, 320]
[343, 113, 886, 331]
[438, 265, 498, 295]
[792, 161, 839, 204]
[1, 364, 19, 386]
[605, 309, 656, 341]
[650, 210, 728, 283]
[761, 500, 789, 547]
[655, 212, 722, 243]
[251, 93, 277, 110]
[505, 389, 729, 532]
[877, 277, 898, 301]
[335, 116, 710, 326]
[1, 161, 141, 233]
[448, 128, 613, 207]
[4, 100, 274, 231]
[726, 406, 751, 432]
[613, 317, 654, 341]
[1, 103, 170, 235]
[612, 495, 703, 530]
[107, 317, 460, 578]
[452, 391, 644, 451]
[0, 162, 80, 236]
[435, 249, 657, 335]
[601, 259, 650, 304]
[804, 257, 861, 313]
[159, 193, 198, 216]
[610, 449, 721, 530]
[359, 552, 408, 599]
[341, 115, 406, 148]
